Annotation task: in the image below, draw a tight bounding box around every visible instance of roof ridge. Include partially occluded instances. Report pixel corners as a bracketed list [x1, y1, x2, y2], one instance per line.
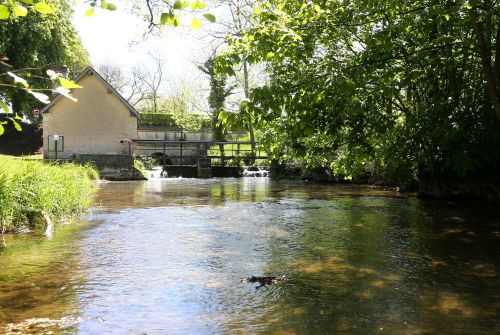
[41, 66, 140, 119]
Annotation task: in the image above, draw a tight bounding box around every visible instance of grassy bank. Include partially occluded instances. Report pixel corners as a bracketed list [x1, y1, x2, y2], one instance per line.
[0, 155, 99, 233]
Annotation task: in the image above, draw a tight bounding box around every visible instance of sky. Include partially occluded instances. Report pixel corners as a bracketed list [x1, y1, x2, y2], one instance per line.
[71, 2, 216, 94]
[70, 1, 255, 114]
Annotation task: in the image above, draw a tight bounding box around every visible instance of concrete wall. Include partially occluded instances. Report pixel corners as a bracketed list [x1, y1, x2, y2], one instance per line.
[43, 73, 138, 159]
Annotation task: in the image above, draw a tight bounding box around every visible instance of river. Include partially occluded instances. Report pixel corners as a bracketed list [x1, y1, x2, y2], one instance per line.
[1, 178, 499, 334]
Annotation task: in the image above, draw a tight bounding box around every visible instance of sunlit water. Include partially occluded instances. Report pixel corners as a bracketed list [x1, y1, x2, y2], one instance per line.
[1, 178, 499, 334]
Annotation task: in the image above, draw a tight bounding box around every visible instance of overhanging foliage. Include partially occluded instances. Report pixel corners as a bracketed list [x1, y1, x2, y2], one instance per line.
[217, 0, 500, 187]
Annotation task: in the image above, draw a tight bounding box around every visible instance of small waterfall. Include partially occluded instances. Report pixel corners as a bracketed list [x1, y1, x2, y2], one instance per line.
[146, 166, 166, 179]
[242, 166, 269, 177]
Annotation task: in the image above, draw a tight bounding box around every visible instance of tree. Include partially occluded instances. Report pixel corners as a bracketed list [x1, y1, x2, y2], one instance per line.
[216, 0, 500, 188]
[0, 0, 212, 131]
[201, 0, 258, 152]
[199, 55, 234, 165]
[468, 0, 500, 122]
[131, 0, 215, 31]
[0, 0, 89, 120]
[138, 85, 211, 132]
[97, 64, 146, 107]
[138, 52, 166, 113]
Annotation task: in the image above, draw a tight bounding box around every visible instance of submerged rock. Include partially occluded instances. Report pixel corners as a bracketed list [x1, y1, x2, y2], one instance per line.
[241, 275, 286, 288]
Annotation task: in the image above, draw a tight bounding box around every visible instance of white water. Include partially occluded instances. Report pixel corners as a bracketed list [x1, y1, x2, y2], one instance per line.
[145, 166, 165, 179]
[242, 167, 269, 177]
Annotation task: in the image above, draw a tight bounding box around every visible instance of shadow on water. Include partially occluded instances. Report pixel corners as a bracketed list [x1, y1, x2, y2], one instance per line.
[251, 198, 500, 334]
[1, 178, 499, 334]
[0, 222, 94, 334]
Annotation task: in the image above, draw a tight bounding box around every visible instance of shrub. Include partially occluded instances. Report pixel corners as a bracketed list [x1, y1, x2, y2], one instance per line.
[0, 156, 98, 233]
[139, 112, 211, 131]
[0, 120, 42, 156]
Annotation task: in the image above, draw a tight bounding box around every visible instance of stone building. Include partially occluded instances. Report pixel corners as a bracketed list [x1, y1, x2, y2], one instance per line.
[41, 66, 140, 160]
[41, 66, 144, 180]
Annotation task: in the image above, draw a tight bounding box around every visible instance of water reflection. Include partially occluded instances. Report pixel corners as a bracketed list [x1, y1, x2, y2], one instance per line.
[1, 178, 499, 334]
[0, 223, 90, 334]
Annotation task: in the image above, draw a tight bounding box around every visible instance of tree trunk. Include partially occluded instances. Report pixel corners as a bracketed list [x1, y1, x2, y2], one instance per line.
[243, 59, 256, 155]
[470, 8, 500, 122]
[12, 94, 22, 115]
[219, 143, 225, 166]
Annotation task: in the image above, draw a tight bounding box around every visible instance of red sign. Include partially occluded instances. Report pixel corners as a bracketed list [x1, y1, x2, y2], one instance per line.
[32, 108, 40, 118]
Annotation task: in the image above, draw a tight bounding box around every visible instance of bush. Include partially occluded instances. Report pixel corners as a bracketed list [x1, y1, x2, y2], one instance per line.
[139, 113, 177, 127]
[135, 155, 155, 170]
[0, 120, 42, 156]
[0, 155, 98, 233]
[139, 112, 211, 131]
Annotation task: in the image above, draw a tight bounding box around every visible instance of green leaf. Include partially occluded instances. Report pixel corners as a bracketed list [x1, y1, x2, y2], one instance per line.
[190, 17, 201, 29]
[0, 124, 4, 136]
[161, 12, 169, 24]
[106, 3, 116, 11]
[203, 13, 215, 23]
[13, 5, 28, 17]
[443, 14, 450, 21]
[0, 5, 10, 20]
[100, 0, 108, 9]
[54, 87, 78, 102]
[180, 1, 189, 9]
[34, 2, 54, 14]
[84, 8, 94, 16]
[172, 15, 180, 27]
[173, 0, 182, 9]
[59, 77, 82, 89]
[161, 12, 175, 26]
[191, 0, 206, 10]
[8, 118, 22, 131]
[7, 72, 29, 88]
[0, 101, 8, 113]
[29, 91, 50, 104]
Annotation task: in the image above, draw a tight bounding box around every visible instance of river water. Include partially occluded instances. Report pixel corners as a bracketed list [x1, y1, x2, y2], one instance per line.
[1, 178, 499, 334]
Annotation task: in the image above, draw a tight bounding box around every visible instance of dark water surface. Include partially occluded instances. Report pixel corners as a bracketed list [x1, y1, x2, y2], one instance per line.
[1, 178, 499, 334]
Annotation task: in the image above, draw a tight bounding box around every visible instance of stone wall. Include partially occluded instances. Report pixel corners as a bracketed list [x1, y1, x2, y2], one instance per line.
[73, 154, 146, 181]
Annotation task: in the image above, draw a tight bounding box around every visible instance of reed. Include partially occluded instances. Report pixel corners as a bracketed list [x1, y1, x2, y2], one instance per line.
[0, 155, 98, 233]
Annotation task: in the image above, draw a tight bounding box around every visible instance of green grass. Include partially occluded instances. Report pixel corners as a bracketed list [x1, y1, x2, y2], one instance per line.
[0, 155, 99, 233]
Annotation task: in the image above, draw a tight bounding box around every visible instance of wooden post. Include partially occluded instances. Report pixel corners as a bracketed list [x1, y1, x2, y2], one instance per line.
[180, 142, 183, 167]
[197, 143, 200, 165]
[163, 143, 166, 167]
[237, 143, 240, 167]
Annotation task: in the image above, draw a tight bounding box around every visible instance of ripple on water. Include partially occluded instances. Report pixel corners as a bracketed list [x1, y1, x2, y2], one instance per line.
[1, 179, 499, 334]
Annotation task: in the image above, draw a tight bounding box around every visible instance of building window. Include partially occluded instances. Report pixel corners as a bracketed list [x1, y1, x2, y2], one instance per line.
[47, 135, 64, 152]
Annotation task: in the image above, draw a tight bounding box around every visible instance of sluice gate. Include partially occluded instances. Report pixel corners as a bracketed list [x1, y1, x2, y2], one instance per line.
[131, 139, 267, 178]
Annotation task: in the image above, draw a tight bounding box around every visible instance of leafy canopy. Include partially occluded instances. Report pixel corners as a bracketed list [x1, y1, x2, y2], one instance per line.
[216, 0, 500, 185]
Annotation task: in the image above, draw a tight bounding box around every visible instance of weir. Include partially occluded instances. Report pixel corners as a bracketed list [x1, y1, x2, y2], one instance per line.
[131, 139, 268, 178]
